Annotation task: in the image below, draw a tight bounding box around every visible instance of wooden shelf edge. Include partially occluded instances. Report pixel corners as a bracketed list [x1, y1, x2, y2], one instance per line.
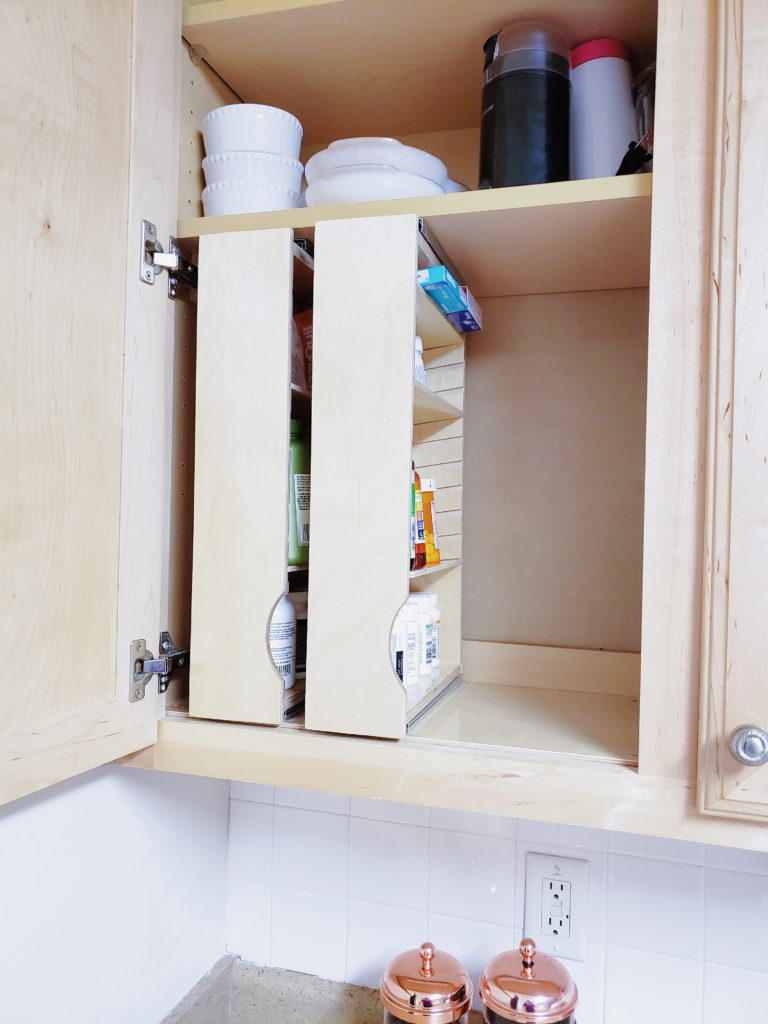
[178, 175, 653, 242]
[409, 558, 461, 580]
[127, 716, 768, 849]
[413, 381, 462, 425]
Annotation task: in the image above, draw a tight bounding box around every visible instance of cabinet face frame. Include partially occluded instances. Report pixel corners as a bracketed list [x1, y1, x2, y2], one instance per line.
[699, 0, 768, 819]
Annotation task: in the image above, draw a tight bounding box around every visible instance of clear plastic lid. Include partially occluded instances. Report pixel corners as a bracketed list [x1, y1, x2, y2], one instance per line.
[483, 21, 570, 81]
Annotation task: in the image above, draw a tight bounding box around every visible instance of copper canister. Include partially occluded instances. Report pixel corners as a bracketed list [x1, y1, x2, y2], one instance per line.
[380, 941, 473, 1023]
[479, 939, 578, 1024]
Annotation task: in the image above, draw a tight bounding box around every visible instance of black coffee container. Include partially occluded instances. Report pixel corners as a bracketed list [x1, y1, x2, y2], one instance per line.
[480, 22, 571, 188]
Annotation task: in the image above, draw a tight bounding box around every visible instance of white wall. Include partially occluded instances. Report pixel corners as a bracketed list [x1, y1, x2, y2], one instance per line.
[226, 784, 768, 1024]
[0, 766, 230, 1024]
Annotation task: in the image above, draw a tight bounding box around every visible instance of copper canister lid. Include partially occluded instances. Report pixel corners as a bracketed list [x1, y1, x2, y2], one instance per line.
[380, 941, 473, 1023]
[480, 939, 578, 1023]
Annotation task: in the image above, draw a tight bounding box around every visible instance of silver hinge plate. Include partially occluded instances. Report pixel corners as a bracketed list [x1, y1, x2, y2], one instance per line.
[130, 631, 190, 703]
[141, 220, 198, 299]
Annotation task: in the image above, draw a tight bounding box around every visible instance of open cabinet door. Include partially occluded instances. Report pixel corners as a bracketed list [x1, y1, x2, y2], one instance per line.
[0, 0, 180, 805]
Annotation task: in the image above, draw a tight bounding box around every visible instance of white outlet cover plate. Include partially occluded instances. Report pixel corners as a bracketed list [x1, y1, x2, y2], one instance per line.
[523, 851, 589, 961]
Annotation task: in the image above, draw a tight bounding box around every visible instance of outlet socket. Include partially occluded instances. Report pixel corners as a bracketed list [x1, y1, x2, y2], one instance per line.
[523, 852, 588, 961]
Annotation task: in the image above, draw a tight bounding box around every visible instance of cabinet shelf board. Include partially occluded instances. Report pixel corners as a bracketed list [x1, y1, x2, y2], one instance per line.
[416, 287, 465, 349]
[410, 680, 639, 765]
[182, 0, 657, 142]
[409, 558, 461, 580]
[413, 382, 462, 425]
[179, 176, 652, 297]
[406, 664, 462, 727]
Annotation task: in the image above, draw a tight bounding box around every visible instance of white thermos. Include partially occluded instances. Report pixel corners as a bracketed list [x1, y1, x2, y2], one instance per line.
[570, 38, 638, 179]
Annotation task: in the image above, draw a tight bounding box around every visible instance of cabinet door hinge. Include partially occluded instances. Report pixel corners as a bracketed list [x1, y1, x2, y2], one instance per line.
[130, 631, 190, 702]
[140, 220, 198, 299]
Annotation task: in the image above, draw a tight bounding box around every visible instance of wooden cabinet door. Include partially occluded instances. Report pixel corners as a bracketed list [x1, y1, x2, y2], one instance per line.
[699, 0, 768, 819]
[0, 0, 180, 805]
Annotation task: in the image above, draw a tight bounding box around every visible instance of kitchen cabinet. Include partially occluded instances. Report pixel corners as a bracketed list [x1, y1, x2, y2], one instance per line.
[7, 0, 768, 847]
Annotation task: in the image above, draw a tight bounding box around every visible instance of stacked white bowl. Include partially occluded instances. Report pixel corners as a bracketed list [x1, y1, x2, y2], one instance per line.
[201, 104, 304, 216]
[304, 138, 466, 205]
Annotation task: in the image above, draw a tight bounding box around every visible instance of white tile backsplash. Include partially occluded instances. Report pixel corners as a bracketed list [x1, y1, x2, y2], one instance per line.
[275, 786, 351, 815]
[225, 790, 768, 1023]
[351, 796, 430, 825]
[703, 963, 768, 1022]
[228, 798, 273, 882]
[272, 805, 349, 897]
[429, 828, 515, 925]
[270, 886, 348, 980]
[704, 867, 768, 971]
[607, 830, 705, 864]
[349, 816, 429, 909]
[604, 946, 703, 1024]
[606, 854, 705, 958]
[346, 901, 429, 987]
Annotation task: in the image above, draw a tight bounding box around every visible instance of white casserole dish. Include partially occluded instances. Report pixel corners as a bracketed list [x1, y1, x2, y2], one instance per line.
[202, 180, 301, 216]
[202, 104, 303, 159]
[305, 167, 445, 205]
[202, 151, 304, 193]
[305, 137, 448, 187]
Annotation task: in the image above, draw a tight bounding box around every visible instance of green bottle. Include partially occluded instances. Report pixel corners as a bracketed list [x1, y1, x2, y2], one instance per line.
[288, 419, 310, 566]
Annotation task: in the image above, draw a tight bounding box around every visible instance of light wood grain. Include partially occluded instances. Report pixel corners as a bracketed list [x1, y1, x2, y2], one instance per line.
[0, 0, 172, 804]
[462, 290, 648, 653]
[462, 642, 640, 698]
[178, 39, 240, 220]
[639, 0, 717, 780]
[1, 702, 154, 807]
[124, 715, 768, 850]
[182, 0, 656, 142]
[116, 0, 182, 731]
[305, 216, 418, 738]
[179, 177, 652, 298]
[412, 383, 462, 426]
[699, 0, 768, 819]
[189, 229, 294, 724]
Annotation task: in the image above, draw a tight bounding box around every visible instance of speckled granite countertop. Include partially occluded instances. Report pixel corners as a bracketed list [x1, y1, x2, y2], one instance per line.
[162, 957, 484, 1024]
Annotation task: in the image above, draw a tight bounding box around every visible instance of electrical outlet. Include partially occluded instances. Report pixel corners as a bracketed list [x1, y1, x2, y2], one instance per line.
[523, 852, 588, 961]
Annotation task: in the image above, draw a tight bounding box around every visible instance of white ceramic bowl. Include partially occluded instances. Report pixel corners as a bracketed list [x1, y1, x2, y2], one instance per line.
[444, 179, 468, 193]
[202, 181, 301, 216]
[202, 151, 304, 192]
[305, 137, 448, 187]
[202, 104, 303, 159]
[305, 167, 445, 206]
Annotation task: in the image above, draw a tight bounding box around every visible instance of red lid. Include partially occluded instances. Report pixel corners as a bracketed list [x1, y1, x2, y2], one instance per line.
[570, 38, 631, 69]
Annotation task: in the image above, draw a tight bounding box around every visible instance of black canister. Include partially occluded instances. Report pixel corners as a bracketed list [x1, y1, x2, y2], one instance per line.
[479, 22, 571, 188]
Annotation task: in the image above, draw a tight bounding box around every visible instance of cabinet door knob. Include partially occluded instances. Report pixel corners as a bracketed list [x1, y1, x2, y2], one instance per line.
[728, 725, 768, 766]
